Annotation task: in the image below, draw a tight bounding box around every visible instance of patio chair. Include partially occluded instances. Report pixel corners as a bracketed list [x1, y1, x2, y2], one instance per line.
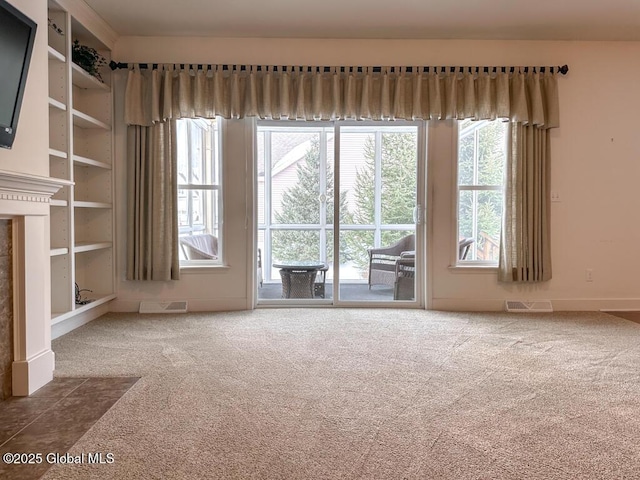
[367, 234, 415, 288]
[394, 256, 415, 300]
[458, 237, 474, 260]
[180, 234, 218, 260]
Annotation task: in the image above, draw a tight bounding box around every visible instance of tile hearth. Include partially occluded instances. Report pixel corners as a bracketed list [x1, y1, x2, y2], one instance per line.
[0, 376, 139, 480]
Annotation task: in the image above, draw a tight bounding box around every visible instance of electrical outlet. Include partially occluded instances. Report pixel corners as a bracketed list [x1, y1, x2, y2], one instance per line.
[586, 269, 594, 282]
[551, 191, 561, 202]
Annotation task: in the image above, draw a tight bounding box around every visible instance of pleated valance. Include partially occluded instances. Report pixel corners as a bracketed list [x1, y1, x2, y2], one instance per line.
[124, 65, 559, 128]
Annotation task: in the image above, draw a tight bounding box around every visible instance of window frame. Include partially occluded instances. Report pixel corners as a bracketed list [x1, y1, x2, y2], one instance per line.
[176, 117, 224, 267]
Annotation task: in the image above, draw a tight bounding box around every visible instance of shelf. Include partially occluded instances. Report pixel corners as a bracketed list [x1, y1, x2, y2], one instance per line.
[48, 174, 73, 185]
[73, 155, 111, 169]
[48, 45, 65, 63]
[50, 199, 68, 207]
[74, 201, 111, 209]
[72, 109, 110, 130]
[49, 148, 68, 159]
[74, 241, 112, 253]
[49, 97, 66, 111]
[51, 293, 117, 326]
[71, 63, 110, 90]
[50, 247, 69, 257]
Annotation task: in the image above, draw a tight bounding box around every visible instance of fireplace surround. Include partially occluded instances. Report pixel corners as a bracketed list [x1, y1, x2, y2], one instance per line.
[0, 169, 67, 396]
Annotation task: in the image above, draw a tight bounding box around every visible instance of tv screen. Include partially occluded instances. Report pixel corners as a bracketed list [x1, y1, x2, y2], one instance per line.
[0, 0, 37, 149]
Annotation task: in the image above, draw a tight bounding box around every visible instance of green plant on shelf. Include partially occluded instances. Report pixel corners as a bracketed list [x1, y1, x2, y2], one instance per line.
[72, 39, 107, 82]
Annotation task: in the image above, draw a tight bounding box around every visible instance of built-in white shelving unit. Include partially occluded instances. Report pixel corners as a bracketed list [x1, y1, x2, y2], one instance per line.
[48, 0, 117, 331]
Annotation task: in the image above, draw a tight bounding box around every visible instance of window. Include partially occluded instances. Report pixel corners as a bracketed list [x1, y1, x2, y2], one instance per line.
[457, 119, 508, 264]
[176, 118, 222, 263]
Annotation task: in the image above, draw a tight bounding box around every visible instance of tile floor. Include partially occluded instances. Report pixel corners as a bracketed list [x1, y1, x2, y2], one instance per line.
[0, 376, 139, 480]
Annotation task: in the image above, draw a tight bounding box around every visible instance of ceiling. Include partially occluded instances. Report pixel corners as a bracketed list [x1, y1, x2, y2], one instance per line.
[83, 0, 640, 41]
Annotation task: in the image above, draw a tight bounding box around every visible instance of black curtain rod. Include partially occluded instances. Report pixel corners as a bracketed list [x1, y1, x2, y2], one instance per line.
[109, 61, 569, 75]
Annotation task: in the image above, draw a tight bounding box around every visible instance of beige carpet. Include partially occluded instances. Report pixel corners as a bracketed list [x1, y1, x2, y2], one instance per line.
[43, 309, 640, 479]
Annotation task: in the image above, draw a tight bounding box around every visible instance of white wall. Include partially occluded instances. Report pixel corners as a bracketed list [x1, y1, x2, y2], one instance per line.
[0, 0, 49, 177]
[0, 0, 55, 395]
[111, 37, 640, 311]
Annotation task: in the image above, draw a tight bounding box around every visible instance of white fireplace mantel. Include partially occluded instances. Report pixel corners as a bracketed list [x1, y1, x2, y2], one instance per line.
[0, 169, 70, 396]
[0, 168, 72, 214]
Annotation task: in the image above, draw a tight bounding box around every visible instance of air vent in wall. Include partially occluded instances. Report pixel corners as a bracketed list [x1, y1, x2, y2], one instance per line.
[139, 301, 188, 314]
[505, 300, 553, 313]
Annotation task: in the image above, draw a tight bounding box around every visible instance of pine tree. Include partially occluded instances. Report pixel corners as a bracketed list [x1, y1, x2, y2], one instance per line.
[271, 138, 352, 263]
[345, 132, 418, 271]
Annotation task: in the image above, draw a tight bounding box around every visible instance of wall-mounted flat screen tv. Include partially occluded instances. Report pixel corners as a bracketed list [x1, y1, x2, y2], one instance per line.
[0, 0, 37, 149]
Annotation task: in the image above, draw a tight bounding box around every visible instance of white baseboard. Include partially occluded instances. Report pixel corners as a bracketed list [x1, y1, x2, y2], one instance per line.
[51, 302, 111, 339]
[112, 296, 640, 313]
[553, 298, 640, 311]
[600, 308, 640, 312]
[12, 349, 55, 396]
[110, 298, 249, 313]
[431, 297, 640, 312]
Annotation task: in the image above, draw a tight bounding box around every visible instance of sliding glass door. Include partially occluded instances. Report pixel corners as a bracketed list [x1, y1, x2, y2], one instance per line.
[257, 124, 334, 302]
[335, 124, 422, 304]
[257, 121, 424, 306]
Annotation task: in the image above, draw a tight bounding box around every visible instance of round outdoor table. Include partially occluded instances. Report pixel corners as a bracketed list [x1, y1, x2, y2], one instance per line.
[273, 261, 326, 299]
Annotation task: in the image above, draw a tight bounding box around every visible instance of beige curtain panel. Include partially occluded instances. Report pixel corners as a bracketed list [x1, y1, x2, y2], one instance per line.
[124, 65, 559, 128]
[127, 122, 180, 281]
[499, 124, 552, 282]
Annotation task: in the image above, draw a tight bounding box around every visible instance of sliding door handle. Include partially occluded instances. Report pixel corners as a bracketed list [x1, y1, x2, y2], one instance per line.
[413, 205, 423, 225]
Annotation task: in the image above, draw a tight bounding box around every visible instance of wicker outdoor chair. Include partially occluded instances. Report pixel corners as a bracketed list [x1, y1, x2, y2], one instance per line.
[458, 237, 474, 260]
[179, 234, 218, 260]
[393, 256, 416, 300]
[367, 234, 415, 288]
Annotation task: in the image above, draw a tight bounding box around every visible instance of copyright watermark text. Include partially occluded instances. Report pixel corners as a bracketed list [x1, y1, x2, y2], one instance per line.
[3, 452, 115, 465]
